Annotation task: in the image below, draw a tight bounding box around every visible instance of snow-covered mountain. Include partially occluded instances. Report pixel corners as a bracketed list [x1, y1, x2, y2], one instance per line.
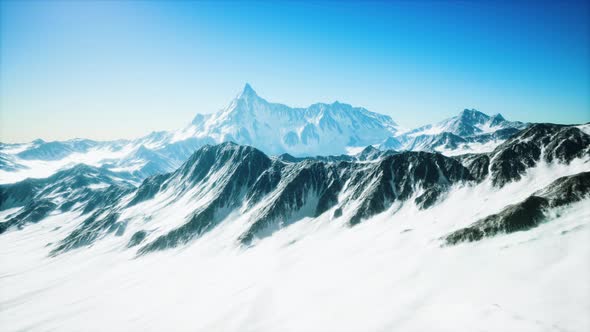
[381, 109, 528, 155]
[0, 131, 210, 185]
[2, 123, 588, 249]
[0, 85, 539, 186]
[183, 83, 400, 155]
[404, 108, 525, 137]
[1, 122, 589, 331]
[0, 164, 135, 233]
[0, 84, 402, 184]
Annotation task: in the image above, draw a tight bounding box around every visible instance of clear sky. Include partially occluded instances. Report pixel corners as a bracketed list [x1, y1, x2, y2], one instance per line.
[1, 0, 589, 143]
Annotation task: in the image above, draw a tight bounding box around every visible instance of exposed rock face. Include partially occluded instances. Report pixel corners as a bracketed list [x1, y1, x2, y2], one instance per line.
[341, 152, 473, 226]
[136, 143, 273, 253]
[238, 160, 342, 244]
[276, 146, 398, 164]
[455, 124, 590, 187]
[140, 146, 473, 249]
[0, 164, 134, 234]
[444, 171, 590, 245]
[453, 153, 490, 182]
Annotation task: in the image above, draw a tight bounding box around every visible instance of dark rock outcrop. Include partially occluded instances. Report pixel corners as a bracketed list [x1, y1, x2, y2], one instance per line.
[455, 124, 590, 187]
[444, 171, 590, 245]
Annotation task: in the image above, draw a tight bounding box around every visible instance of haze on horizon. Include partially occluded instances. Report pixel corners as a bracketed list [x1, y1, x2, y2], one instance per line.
[1, 0, 589, 143]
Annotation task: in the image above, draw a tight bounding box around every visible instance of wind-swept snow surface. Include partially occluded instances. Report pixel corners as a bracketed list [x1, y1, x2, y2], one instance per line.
[1, 182, 589, 332]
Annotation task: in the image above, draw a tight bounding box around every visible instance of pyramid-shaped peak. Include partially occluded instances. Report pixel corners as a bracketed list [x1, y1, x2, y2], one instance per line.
[491, 113, 506, 121]
[240, 83, 258, 98]
[360, 145, 378, 153]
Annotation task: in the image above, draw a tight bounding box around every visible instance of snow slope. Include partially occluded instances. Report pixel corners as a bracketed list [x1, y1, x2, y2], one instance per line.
[1, 161, 589, 332]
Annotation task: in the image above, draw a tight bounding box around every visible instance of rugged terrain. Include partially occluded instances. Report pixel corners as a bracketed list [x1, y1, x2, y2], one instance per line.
[1, 89, 589, 332]
[0, 85, 530, 185]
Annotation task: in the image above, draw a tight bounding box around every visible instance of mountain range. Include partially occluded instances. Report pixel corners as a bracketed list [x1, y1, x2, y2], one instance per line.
[0, 84, 529, 185]
[2, 121, 588, 253]
[1, 85, 589, 332]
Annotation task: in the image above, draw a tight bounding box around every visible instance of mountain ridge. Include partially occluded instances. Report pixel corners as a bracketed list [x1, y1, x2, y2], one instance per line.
[2, 122, 587, 256]
[0, 85, 581, 189]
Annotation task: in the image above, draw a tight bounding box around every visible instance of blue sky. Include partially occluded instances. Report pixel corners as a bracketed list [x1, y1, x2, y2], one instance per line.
[1, 0, 589, 142]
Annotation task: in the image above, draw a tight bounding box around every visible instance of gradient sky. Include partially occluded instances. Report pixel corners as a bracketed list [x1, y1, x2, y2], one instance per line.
[1, 0, 589, 143]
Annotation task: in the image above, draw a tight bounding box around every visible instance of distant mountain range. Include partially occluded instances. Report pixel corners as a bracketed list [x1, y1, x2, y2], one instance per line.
[383, 109, 527, 155]
[0, 84, 532, 185]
